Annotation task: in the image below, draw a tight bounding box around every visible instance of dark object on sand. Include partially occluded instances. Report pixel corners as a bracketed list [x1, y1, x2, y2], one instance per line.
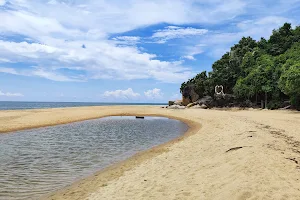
[226, 147, 243, 153]
[136, 116, 145, 119]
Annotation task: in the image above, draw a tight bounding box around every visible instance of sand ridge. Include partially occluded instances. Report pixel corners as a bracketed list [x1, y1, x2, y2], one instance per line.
[1, 106, 300, 199]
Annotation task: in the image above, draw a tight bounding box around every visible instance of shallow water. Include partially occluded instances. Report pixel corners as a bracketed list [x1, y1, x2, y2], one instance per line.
[0, 116, 188, 200]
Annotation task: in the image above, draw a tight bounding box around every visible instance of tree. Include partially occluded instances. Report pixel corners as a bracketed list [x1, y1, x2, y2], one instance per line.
[268, 23, 294, 56]
[279, 64, 300, 110]
[180, 23, 300, 110]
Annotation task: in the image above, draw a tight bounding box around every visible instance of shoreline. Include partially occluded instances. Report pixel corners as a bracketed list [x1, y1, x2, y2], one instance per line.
[1, 106, 300, 199]
[0, 106, 201, 200]
[42, 113, 201, 200]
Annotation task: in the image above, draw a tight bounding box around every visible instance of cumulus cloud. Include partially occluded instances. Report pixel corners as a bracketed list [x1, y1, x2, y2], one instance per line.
[0, 0, 299, 84]
[0, 0, 250, 83]
[144, 88, 163, 99]
[0, 90, 24, 97]
[103, 88, 140, 99]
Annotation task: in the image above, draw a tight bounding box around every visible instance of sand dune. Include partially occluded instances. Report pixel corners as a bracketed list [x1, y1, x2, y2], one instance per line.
[1, 106, 300, 199]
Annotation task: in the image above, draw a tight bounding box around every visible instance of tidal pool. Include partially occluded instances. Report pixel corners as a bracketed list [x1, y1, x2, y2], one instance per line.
[0, 116, 188, 200]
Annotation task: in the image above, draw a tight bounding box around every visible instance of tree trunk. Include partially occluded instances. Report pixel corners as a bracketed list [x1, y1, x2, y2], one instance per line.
[265, 92, 268, 109]
[255, 93, 258, 106]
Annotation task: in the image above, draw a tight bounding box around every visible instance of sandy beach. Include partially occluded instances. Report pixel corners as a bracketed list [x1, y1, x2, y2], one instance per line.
[1, 106, 300, 199]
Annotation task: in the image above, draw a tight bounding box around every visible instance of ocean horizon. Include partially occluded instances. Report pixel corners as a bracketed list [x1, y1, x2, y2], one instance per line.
[0, 101, 167, 110]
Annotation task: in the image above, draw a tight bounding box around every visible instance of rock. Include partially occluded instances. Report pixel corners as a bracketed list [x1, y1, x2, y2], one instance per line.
[199, 104, 208, 109]
[174, 100, 183, 106]
[168, 101, 175, 106]
[182, 97, 190, 106]
[167, 105, 186, 109]
[196, 96, 214, 107]
[187, 103, 195, 108]
[191, 104, 208, 109]
[181, 86, 199, 106]
[214, 94, 236, 107]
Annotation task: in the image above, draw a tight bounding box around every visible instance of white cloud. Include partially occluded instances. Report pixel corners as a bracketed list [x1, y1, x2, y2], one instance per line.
[192, 16, 297, 58]
[182, 55, 196, 60]
[112, 36, 141, 46]
[103, 88, 140, 99]
[0, 58, 13, 63]
[152, 26, 208, 43]
[0, 67, 80, 82]
[181, 44, 205, 60]
[113, 36, 140, 42]
[0, 38, 194, 83]
[144, 88, 163, 99]
[0, 90, 24, 97]
[0, 0, 5, 6]
[0, 67, 19, 75]
[0, 0, 298, 84]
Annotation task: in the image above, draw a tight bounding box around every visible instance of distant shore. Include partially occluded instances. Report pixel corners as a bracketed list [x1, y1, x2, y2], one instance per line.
[1, 106, 300, 199]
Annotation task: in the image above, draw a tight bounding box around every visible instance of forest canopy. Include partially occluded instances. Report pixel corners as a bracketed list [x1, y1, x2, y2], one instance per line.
[180, 23, 300, 110]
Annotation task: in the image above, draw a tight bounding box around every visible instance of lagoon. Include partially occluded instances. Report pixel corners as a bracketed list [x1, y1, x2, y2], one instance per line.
[0, 116, 188, 200]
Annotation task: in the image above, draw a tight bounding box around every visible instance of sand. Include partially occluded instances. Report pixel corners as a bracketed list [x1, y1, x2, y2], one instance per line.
[1, 106, 300, 200]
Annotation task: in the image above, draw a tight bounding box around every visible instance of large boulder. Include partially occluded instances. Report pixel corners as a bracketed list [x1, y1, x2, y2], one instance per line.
[196, 96, 214, 107]
[168, 101, 175, 106]
[174, 100, 183, 106]
[181, 86, 199, 106]
[214, 94, 236, 107]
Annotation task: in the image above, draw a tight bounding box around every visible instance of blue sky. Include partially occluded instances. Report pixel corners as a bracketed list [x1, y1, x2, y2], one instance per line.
[0, 0, 299, 102]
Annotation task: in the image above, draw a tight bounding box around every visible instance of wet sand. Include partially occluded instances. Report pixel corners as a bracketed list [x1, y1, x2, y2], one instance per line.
[1, 106, 300, 199]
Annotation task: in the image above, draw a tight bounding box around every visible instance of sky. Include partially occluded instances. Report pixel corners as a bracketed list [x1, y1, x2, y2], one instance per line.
[0, 0, 299, 103]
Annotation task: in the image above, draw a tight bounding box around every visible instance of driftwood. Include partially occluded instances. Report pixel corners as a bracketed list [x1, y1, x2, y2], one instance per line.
[226, 147, 243, 153]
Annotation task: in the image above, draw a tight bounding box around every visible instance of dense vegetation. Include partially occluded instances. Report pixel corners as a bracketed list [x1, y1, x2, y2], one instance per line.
[180, 23, 300, 110]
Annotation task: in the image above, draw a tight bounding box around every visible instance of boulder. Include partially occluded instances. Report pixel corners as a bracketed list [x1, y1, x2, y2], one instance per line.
[181, 86, 199, 106]
[200, 104, 208, 109]
[167, 105, 186, 109]
[187, 103, 196, 108]
[192, 104, 208, 109]
[174, 100, 183, 106]
[168, 101, 175, 106]
[214, 94, 236, 107]
[196, 96, 214, 107]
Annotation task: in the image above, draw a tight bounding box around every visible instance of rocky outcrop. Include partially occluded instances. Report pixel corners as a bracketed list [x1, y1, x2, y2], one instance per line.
[174, 100, 183, 106]
[168, 101, 175, 106]
[191, 104, 208, 109]
[187, 103, 196, 108]
[167, 105, 186, 109]
[181, 86, 199, 106]
[196, 96, 214, 107]
[169, 100, 183, 106]
[214, 94, 236, 107]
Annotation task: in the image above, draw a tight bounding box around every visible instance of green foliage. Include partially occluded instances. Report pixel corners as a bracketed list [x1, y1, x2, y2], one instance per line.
[279, 64, 300, 109]
[181, 71, 209, 98]
[181, 23, 300, 110]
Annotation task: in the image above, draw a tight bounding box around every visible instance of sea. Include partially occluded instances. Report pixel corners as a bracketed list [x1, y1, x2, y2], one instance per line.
[0, 101, 167, 110]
